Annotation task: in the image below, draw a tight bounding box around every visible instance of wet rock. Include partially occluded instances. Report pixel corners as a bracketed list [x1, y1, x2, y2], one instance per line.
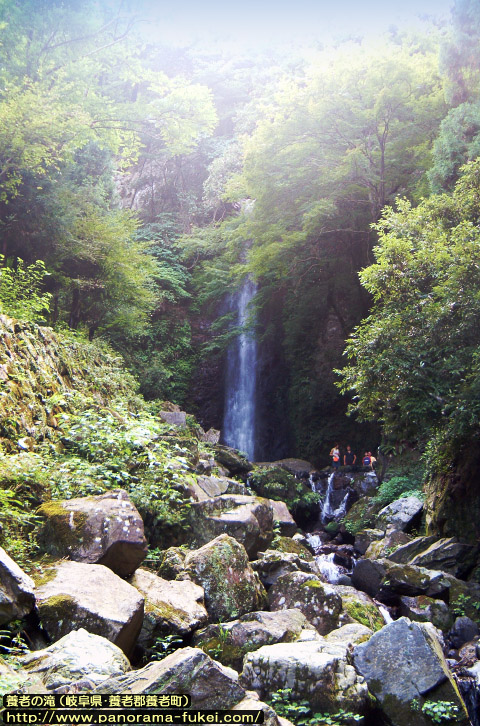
[399, 596, 453, 632]
[268, 571, 342, 635]
[37, 490, 147, 577]
[0, 546, 35, 625]
[251, 550, 317, 587]
[448, 617, 480, 650]
[375, 495, 423, 534]
[240, 639, 369, 713]
[353, 617, 470, 726]
[192, 609, 319, 671]
[189, 495, 274, 557]
[270, 536, 314, 560]
[129, 569, 208, 646]
[269, 500, 297, 537]
[184, 535, 267, 622]
[95, 647, 245, 708]
[35, 561, 144, 657]
[20, 629, 130, 690]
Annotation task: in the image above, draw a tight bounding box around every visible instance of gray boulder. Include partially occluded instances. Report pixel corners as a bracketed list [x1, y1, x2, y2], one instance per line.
[268, 572, 342, 635]
[37, 490, 147, 577]
[184, 535, 267, 622]
[354, 528, 385, 555]
[269, 500, 297, 537]
[387, 535, 438, 564]
[188, 476, 246, 501]
[20, 629, 130, 690]
[159, 410, 187, 427]
[408, 538, 477, 578]
[35, 561, 144, 657]
[0, 546, 35, 625]
[95, 647, 245, 709]
[240, 639, 368, 713]
[189, 495, 274, 557]
[192, 609, 320, 671]
[353, 617, 470, 726]
[129, 569, 208, 646]
[448, 616, 480, 650]
[376, 495, 423, 533]
[399, 596, 453, 632]
[251, 550, 317, 587]
[352, 558, 450, 602]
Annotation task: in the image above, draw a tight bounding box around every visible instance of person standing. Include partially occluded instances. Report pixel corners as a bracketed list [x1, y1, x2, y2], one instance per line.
[344, 445, 356, 467]
[330, 443, 341, 470]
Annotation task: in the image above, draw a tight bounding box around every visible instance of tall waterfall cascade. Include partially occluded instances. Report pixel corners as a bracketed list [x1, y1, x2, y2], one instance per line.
[222, 276, 258, 460]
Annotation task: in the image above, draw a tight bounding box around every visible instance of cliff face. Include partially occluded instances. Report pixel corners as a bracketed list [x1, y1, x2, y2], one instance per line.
[0, 315, 140, 450]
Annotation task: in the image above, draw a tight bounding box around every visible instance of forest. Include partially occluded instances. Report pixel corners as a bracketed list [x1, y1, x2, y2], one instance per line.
[2, 1, 480, 724]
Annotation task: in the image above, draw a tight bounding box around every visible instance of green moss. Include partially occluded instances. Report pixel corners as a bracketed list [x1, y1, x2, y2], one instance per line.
[269, 536, 314, 560]
[39, 594, 77, 620]
[344, 600, 384, 631]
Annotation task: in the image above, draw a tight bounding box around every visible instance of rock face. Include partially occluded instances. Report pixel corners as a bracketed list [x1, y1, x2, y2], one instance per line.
[129, 569, 208, 644]
[376, 495, 423, 533]
[268, 572, 342, 635]
[37, 490, 148, 577]
[353, 618, 470, 726]
[213, 446, 253, 477]
[189, 495, 274, 557]
[184, 535, 267, 622]
[159, 410, 187, 427]
[95, 647, 246, 709]
[192, 609, 320, 671]
[0, 547, 35, 625]
[35, 561, 144, 657]
[21, 629, 131, 690]
[240, 639, 369, 713]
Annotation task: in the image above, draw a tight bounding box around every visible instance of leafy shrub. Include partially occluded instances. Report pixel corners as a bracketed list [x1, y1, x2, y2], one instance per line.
[373, 476, 424, 508]
[248, 466, 319, 523]
[0, 256, 51, 322]
[267, 689, 363, 725]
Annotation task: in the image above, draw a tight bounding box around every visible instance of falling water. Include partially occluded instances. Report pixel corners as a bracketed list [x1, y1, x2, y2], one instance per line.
[222, 276, 257, 461]
[321, 472, 350, 523]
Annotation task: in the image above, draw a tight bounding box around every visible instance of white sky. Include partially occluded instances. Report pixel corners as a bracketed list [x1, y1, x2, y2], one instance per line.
[136, 0, 454, 48]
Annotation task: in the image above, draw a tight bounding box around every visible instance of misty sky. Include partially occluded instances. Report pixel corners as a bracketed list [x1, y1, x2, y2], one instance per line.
[137, 0, 454, 47]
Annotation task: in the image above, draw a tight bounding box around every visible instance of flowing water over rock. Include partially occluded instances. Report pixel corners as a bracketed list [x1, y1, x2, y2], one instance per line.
[321, 472, 350, 523]
[223, 276, 257, 461]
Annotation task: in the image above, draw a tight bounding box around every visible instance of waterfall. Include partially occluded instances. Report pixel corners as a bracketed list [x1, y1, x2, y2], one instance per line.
[222, 276, 257, 460]
[321, 472, 350, 523]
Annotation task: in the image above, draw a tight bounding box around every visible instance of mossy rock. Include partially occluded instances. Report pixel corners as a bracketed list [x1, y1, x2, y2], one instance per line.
[248, 465, 319, 524]
[265, 536, 314, 561]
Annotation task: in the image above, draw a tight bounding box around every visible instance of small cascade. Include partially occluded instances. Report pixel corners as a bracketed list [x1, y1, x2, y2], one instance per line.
[378, 604, 394, 625]
[222, 275, 258, 461]
[321, 472, 350, 523]
[315, 552, 346, 584]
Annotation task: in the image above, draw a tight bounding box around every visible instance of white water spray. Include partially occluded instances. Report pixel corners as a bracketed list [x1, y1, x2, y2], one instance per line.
[222, 276, 257, 460]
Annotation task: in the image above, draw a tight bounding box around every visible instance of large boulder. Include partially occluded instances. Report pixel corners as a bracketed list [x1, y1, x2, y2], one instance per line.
[187, 476, 246, 501]
[20, 629, 130, 690]
[213, 446, 253, 477]
[232, 691, 286, 726]
[399, 596, 453, 632]
[352, 558, 451, 602]
[387, 535, 438, 564]
[156, 547, 188, 580]
[192, 609, 320, 671]
[0, 547, 35, 625]
[269, 500, 297, 537]
[37, 490, 147, 577]
[240, 639, 369, 714]
[333, 585, 385, 631]
[354, 528, 385, 555]
[189, 495, 274, 557]
[364, 531, 411, 559]
[268, 572, 342, 635]
[129, 569, 208, 646]
[375, 495, 423, 533]
[408, 538, 477, 578]
[353, 618, 470, 726]
[95, 647, 246, 709]
[35, 561, 144, 657]
[184, 535, 267, 622]
[251, 550, 317, 588]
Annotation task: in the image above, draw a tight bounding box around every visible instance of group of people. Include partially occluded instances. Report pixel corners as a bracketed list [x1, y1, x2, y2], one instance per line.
[329, 444, 376, 470]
